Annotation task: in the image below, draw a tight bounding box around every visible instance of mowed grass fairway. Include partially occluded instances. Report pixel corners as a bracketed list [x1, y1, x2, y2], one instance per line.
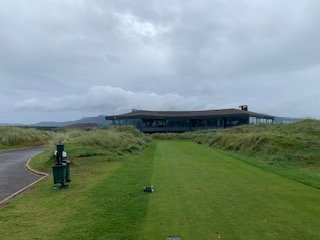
[143, 141, 320, 239]
[1, 140, 320, 239]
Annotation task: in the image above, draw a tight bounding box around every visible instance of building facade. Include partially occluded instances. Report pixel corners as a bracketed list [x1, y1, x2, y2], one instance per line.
[106, 108, 274, 133]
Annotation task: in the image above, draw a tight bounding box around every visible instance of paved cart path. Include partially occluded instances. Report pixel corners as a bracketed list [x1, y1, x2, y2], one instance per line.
[0, 147, 44, 202]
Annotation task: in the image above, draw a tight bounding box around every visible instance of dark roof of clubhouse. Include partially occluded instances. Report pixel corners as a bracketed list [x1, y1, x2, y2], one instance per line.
[106, 109, 274, 120]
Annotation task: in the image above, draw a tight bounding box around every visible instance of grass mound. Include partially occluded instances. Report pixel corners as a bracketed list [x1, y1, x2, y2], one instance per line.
[153, 120, 320, 188]
[78, 126, 148, 151]
[0, 127, 52, 150]
[186, 119, 320, 166]
[30, 126, 150, 172]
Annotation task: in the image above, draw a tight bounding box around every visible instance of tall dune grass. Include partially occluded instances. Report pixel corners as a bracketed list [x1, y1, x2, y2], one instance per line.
[77, 126, 148, 150]
[152, 120, 320, 188]
[153, 119, 320, 167]
[189, 120, 320, 166]
[30, 125, 150, 173]
[0, 127, 52, 149]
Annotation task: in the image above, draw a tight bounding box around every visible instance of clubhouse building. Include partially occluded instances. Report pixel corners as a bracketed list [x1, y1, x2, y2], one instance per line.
[106, 106, 274, 133]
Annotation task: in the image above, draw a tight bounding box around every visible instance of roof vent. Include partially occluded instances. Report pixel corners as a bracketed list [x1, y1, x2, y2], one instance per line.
[132, 109, 139, 112]
[239, 105, 248, 111]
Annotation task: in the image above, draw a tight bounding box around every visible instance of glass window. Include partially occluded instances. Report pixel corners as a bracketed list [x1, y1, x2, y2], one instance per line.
[142, 119, 165, 128]
[167, 120, 189, 128]
[207, 118, 218, 127]
[225, 117, 248, 127]
[217, 118, 221, 127]
[249, 117, 256, 124]
[191, 119, 206, 127]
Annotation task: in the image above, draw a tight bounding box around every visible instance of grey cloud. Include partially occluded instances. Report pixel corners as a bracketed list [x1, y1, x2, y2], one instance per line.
[14, 85, 219, 113]
[0, 0, 319, 123]
[164, 1, 320, 80]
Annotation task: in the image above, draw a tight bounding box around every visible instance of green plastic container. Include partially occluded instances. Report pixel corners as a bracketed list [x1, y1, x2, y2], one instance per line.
[52, 163, 66, 185]
[62, 160, 71, 182]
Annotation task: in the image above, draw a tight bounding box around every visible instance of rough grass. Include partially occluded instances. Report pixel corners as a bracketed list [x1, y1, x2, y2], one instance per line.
[0, 127, 52, 150]
[187, 120, 320, 160]
[153, 119, 320, 188]
[153, 119, 320, 158]
[154, 119, 320, 162]
[29, 126, 150, 173]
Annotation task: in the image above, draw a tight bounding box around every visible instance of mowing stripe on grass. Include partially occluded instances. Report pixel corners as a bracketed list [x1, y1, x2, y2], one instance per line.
[142, 141, 320, 239]
[55, 142, 157, 240]
[1, 140, 320, 239]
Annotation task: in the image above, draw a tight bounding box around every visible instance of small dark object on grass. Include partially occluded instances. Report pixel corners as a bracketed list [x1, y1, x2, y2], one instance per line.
[167, 236, 181, 240]
[144, 185, 154, 193]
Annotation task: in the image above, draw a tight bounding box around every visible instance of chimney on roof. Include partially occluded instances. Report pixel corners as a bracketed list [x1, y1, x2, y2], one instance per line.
[239, 105, 248, 111]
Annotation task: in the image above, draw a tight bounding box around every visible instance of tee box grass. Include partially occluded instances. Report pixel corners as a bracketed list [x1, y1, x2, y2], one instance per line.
[1, 138, 320, 239]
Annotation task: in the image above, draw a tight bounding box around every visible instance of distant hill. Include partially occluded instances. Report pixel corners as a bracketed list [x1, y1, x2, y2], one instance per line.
[34, 115, 110, 127]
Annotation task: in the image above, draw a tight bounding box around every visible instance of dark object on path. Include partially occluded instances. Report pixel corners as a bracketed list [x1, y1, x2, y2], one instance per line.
[143, 185, 154, 193]
[52, 142, 71, 187]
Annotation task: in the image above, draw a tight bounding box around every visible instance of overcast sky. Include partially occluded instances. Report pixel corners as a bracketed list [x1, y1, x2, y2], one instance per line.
[0, 0, 319, 123]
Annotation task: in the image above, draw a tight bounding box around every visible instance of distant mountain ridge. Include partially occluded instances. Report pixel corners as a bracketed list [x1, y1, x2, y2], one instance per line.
[34, 115, 109, 127]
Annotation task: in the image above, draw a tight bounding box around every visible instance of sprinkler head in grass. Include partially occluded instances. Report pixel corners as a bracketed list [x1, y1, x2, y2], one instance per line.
[143, 185, 154, 193]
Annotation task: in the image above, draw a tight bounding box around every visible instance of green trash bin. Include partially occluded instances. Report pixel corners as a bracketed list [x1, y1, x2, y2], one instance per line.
[62, 160, 71, 182]
[52, 163, 67, 186]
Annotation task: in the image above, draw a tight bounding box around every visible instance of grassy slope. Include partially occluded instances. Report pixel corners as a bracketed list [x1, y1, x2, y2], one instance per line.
[0, 127, 52, 150]
[0, 126, 151, 239]
[154, 120, 320, 188]
[187, 120, 320, 165]
[142, 141, 320, 239]
[30, 126, 150, 172]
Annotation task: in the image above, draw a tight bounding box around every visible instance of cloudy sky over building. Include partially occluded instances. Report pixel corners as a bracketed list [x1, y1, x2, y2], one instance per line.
[0, 0, 319, 123]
